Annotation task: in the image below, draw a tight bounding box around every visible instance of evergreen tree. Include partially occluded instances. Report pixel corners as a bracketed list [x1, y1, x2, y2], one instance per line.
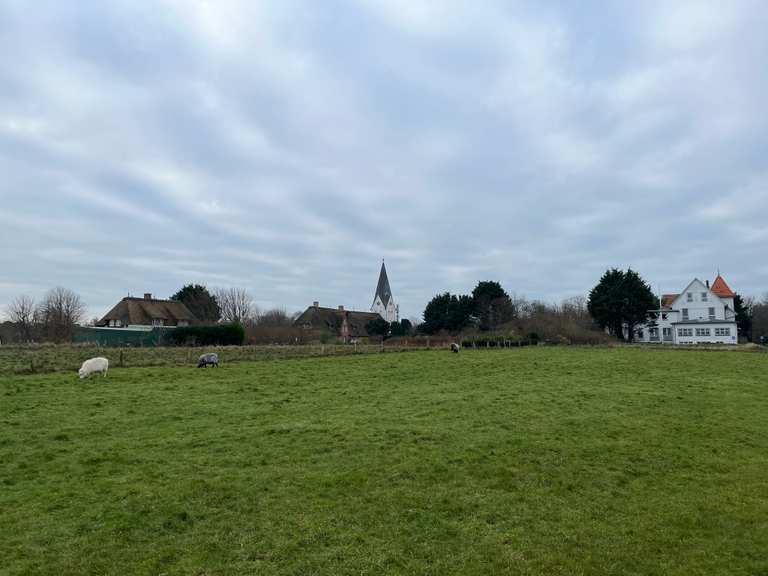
[365, 317, 390, 337]
[422, 292, 451, 334]
[171, 284, 221, 323]
[734, 294, 753, 341]
[587, 268, 657, 341]
[445, 294, 475, 332]
[471, 280, 514, 331]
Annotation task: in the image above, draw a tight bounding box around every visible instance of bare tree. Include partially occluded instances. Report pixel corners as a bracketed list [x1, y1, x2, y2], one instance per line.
[6, 295, 36, 342]
[214, 287, 255, 324]
[256, 308, 293, 327]
[36, 287, 87, 342]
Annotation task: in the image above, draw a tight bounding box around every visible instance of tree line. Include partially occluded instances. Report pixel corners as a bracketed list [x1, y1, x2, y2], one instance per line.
[4, 274, 768, 345]
[0, 283, 296, 344]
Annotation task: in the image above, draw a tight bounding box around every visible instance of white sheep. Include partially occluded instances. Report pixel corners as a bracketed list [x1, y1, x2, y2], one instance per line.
[78, 357, 109, 379]
[450, 342, 460, 353]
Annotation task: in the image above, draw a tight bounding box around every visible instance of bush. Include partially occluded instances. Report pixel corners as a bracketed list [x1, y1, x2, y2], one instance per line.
[164, 323, 245, 346]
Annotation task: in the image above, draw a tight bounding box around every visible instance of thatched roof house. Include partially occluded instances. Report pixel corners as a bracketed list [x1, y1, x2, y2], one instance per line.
[97, 293, 198, 328]
[294, 302, 382, 340]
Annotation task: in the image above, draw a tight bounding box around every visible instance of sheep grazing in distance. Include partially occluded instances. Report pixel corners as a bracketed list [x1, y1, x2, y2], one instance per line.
[197, 353, 219, 368]
[78, 357, 109, 379]
[450, 343, 460, 353]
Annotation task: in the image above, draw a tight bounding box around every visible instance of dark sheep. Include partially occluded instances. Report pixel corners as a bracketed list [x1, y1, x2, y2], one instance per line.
[197, 353, 219, 368]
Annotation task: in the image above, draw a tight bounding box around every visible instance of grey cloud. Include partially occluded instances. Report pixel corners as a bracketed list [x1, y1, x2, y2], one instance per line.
[2, 0, 768, 322]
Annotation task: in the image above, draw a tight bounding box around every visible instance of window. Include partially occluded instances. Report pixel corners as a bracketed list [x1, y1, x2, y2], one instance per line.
[152, 318, 164, 327]
[678, 328, 693, 337]
[695, 328, 711, 337]
[709, 307, 715, 320]
[636, 329, 644, 339]
[687, 292, 693, 302]
[649, 328, 659, 339]
[663, 327, 672, 339]
[115, 319, 122, 327]
[701, 292, 708, 302]
[682, 308, 689, 320]
[715, 327, 731, 337]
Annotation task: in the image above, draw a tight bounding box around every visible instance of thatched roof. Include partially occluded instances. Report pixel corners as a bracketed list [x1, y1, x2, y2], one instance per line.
[98, 295, 198, 327]
[294, 305, 382, 337]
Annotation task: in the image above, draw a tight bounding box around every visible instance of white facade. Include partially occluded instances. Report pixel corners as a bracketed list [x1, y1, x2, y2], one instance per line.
[634, 277, 738, 345]
[371, 261, 399, 323]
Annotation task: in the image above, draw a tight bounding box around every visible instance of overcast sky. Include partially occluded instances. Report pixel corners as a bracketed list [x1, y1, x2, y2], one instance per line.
[1, 0, 767, 321]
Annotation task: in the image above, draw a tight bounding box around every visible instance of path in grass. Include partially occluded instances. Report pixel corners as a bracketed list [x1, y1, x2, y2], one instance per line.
[1, 347, 767, 575]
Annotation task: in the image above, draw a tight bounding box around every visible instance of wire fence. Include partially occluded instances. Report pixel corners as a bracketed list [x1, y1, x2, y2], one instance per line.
[0, 341, 454, 376]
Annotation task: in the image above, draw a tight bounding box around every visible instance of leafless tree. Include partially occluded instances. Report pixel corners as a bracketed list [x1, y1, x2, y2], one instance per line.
[753, 296, 768, 342]
[256, 308, 294, 327]
[35, 287, 87, 342]
[6, 295, 36, 342]
[214, 287, 256, 324]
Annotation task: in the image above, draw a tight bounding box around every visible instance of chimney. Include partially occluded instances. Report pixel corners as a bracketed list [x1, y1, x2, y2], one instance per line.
[313, 301, 319, 308]
[144, 293, 152, 300]
[338, 305, 345, 311]
[706, 280, 710, 288]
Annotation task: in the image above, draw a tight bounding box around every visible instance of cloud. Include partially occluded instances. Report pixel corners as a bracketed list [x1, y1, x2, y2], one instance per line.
[1, 0, 768, 322]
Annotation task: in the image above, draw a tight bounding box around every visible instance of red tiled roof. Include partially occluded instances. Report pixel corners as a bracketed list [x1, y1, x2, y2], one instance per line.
[661, 294, 678, 308]
[710, 275, 735, 297]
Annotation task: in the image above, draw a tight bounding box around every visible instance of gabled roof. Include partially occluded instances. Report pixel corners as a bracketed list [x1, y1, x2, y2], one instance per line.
[98, 297, 198, 326]
[373, 260, 393, 307]
[294, 305, 382, 337]
[661, 294, 679, 309]
[710, 274, 735, 298]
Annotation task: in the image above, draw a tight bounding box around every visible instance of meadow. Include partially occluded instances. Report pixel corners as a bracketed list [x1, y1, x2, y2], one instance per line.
[0, 343, 423, 376]
[1, 347, 767, 575]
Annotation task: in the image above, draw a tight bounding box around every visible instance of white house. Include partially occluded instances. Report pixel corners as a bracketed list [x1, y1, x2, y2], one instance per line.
[371, 260, 399, 323]
[634, 274, 738, 345]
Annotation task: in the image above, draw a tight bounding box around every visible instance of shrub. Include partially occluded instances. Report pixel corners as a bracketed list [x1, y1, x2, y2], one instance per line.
[164, 323, 245, 346]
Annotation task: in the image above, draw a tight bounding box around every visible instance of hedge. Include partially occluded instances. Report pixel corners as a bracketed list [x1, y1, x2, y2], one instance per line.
[164, 323, 245, 346]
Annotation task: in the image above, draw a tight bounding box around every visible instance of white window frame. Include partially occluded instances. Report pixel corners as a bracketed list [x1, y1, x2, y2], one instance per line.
[687, 292, 693, 302]
[701, 292, 708, 302]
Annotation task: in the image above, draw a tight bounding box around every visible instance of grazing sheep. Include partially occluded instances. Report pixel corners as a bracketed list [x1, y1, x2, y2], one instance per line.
[450, 342, 460, 353]
[78, 357, 109, 379]
[197, 353, 219, 368]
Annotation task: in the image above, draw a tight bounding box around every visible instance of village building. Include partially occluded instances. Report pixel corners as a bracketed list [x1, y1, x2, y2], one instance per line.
[294, 261, 400, 340]
[293, 303, 381, 341]
[97, 293, 197, 329]
[633, 274, 738, 345]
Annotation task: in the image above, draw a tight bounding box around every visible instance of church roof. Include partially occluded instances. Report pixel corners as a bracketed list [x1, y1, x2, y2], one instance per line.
[710, 274, 735, 298]
[373, 261, 393, 307]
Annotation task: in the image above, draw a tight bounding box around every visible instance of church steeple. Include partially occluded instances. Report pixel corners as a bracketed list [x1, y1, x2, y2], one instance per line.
[371, 260, 398, 322]
[373, 260, 392, 307]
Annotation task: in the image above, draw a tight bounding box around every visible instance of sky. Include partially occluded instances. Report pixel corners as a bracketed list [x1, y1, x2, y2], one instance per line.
[1, 0, 768, 321]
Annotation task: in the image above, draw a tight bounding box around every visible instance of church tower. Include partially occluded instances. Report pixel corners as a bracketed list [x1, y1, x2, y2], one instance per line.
[371, 260, 399, 323]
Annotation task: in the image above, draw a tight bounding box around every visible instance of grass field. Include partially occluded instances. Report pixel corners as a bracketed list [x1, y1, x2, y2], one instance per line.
[2, 347, 767, 575]
[0, 343, 424, 376]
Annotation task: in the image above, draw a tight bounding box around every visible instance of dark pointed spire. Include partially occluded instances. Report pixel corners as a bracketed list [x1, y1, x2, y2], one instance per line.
[373, 260, 392, 307]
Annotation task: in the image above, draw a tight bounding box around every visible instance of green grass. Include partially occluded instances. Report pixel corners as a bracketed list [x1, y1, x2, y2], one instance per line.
[0, 343, 418, 376]
[1, 347, 767, 575]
